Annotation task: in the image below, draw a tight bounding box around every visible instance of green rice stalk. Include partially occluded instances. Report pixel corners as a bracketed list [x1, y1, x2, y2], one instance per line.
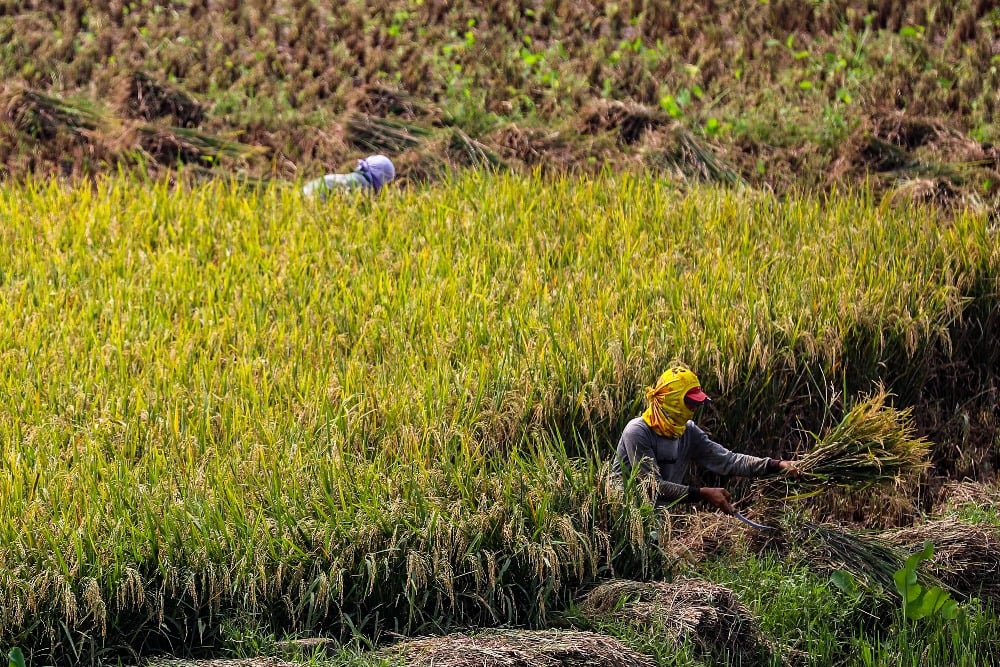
[796, 521, 950, 598]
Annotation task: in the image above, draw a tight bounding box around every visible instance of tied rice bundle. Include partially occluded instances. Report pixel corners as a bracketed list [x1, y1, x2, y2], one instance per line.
[764, 387, 931, 499]
[884, 518, 1000, 601]
[796, 522, 951, 597]
[380, 629, 654, 667]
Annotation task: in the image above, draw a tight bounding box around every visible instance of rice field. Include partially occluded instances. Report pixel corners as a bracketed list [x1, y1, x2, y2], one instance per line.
[0, 173, 998, 663]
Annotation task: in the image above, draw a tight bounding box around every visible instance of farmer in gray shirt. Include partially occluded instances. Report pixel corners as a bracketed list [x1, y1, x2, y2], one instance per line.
[614, 365, 797, 514]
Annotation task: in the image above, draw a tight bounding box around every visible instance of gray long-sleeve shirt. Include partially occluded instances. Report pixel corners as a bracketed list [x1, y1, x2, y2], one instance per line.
[613, 416, 774, 503]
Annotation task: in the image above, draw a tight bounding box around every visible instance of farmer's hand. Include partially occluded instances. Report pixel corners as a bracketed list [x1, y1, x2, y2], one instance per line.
[699, 487, 734, 514]
[777, 460, 802, 478]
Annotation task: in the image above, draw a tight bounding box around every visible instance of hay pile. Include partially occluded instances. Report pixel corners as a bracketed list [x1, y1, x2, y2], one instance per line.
[381, 629, 653, 667]
[884, 517, 1000, 601]
[576, 579, 773, 665]
[117, 71, 204, 127]
[145, 659, 297, 667]
[655, 510, 779, 565]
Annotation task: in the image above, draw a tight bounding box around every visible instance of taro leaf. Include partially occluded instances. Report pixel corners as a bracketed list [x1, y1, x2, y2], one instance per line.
[8, 648, 26, 667]
[893, 541, 959, 621]
[910, 587, 960, 621]
[830, 570, 858, 596]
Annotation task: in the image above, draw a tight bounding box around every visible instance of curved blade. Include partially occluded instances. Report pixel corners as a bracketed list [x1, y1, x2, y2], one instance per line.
[733, 510, 775, 531]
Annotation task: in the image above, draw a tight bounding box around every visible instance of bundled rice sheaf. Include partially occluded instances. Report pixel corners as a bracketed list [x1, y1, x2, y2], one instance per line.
[884, 517, 1000, 601]
[381, 629, 654, 667]
[118, 71, 205, 127]
[447, 128, 506, 170]
[345, 113, 430, 153]
[136, 125, 268, 166]
[145, 659, 297, 667]
[3, 87, 103, 140]
[794, 521, 950, 597]
[644, 125, 747, 186]
[576, 579, 774, 666]
[759, 388, 931, 500]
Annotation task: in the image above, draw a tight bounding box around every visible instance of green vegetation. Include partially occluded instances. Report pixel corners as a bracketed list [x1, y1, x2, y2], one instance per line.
[0, 175, 998, 663]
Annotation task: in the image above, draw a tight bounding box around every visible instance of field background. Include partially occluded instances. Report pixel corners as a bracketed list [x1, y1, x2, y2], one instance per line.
[0, 0, 998, 210]
[2, 1, 1000, 666]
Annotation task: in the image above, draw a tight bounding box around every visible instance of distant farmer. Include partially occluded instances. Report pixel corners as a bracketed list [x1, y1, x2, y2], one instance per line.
[302, 154, 396, 198]
[613, 365, 798, 514]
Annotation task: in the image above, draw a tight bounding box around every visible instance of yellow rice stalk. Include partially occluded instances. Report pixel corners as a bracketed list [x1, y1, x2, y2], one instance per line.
[761, 387, 931, 499]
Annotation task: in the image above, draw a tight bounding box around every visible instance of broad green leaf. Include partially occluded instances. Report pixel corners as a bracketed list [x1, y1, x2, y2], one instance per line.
[8, 648, 26, 667]
[830, 570, 858, 595]
[893, 565, 919, 603]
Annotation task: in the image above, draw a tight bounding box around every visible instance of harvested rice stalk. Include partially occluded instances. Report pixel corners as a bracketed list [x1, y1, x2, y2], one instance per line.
[136, 124, 268, 165]
[345, 113, 430, 153]
[884, 517, 1000, 601]
[448, 128, 506, 170]
[146, 659, 297, 667]
[4, 87, 104, 140]
[758, 387, 930, 499]
[795, 522, 950, 597]
[577, 579, 775, 666]
[381, 629, 654, 667]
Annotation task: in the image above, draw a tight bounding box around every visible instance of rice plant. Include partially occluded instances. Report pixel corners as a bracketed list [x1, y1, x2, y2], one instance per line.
[0, 173, 995, 661]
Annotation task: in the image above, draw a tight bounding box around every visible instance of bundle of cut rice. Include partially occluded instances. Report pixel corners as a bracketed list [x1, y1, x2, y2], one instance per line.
[577, 579, 775, 666]
[760, 387, 931, 500]
[380, 629, 653, 667]
[884, 517, 1000, 601]
[794, 521, 950, 597]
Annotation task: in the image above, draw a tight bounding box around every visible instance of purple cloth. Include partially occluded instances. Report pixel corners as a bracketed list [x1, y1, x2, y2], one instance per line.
[356, 154, 396, 192]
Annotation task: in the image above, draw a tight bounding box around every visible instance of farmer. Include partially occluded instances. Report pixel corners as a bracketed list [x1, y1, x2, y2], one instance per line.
[613, 365, 797, 514]
[302, 154, 396, 199]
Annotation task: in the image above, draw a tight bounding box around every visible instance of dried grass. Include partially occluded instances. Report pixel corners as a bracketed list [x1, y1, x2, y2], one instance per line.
[934, 480, 1000, 514]
[655, 510, 778, 565]
[578, 100, 665, 145]
[884, 517, 1000, 601]
[345, 82, 442, 122]
[145, 659, 297, 667]
[381, 629, 654, 667]
[488, 124, 576, 169]
[577, 579, 773, 665]
[117, 71, 205, 128]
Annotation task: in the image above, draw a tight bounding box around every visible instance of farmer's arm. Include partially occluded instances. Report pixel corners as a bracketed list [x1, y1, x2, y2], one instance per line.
[686, 423, 783, 477]
[616, 422, 701, 504]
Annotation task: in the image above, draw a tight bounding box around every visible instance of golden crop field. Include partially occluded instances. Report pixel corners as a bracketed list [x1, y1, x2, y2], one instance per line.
[0, 174, 997, 663]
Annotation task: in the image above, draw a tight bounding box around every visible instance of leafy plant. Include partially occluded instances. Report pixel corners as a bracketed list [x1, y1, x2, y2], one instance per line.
[7, 648, 25, 667]
[894, 541, 960, 623]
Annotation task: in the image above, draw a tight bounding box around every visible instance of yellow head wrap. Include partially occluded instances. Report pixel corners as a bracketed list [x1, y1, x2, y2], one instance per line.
[641, 366, 704, 438]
